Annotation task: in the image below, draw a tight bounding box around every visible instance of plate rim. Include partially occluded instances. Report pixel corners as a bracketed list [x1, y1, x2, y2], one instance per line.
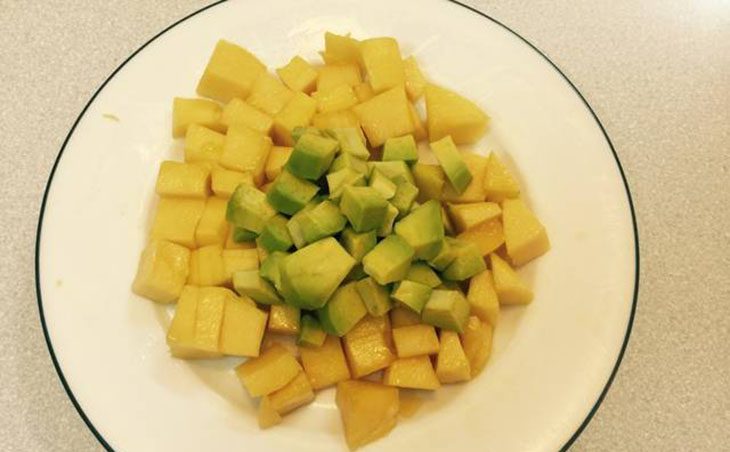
[33, 1, 640, 450]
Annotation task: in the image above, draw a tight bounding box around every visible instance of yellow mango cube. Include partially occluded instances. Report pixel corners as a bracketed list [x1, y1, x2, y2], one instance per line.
[219, 294, 268, 357]
[484, 153, 520, 201]
[267, 371, 315, 415]
[272, 92, 317, 146]
[258, 396, 282, 429]
[192, 286, 228, 356]
[353, 86, 414, 147]
[222, 248, 259, 284]
[502, 198, 550, 266]
[268, 304, 300, 335]
[196, 40, 266, 102]
[383, 356, 440, 390]
[353, 82, 375, 103]
[187, 244, 227, 286]
[425, 84, 489, 144]
[343, 316, 395, 378]
[457, 218, 505, 256]
[389, 306, 421, 328]
[211, 167, 254, 199]
[460, 316, 493, 377]
[167, 286, 206, 358]
[155, 161, 210, 199]
[172, 97, 224, 138]
[447, 201, 502, 233]
[314, 84, 358, 113]
[300, 335, 351, 390]
[132, 240, 190, 303]
[277, 56, 318, 93]
[435, 330, 471, 383]
[150, 198, 206, 248]
[442, 152, 488, 203]
[391, 325, 440, 358]
[336, 380, 399, 450]
[403, 56, 426, 100]
[220, 98, 273, 135]
[311, 109, 360, 130]
[360, 37, 405, 93]
[195, 198, 228, 246]
[322, 32, 362, 66]
[225, 227, 256, 250]
[247, 73, 294, 116]
[317, 64, 361, 92]
[407, 102, 428, 142]
[467, 270, 499, 326]
[265, 146, 293, 181]
[220, 124, 272, 185]
[489, 253, 533, 304]
[235, 344, 302, 397]
[184, 124, 225, 163]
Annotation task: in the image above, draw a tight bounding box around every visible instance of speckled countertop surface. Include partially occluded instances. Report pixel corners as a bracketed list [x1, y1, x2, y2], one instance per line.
[1, 1, 728, 450]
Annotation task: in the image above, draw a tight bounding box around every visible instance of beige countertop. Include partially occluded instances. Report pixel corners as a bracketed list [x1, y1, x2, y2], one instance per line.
[1, 1, 728, 450]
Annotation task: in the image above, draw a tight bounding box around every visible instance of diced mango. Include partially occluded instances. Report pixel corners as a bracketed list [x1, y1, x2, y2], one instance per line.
[196, 40, 266, 102]
[210, 167, 254, 199]
[425, 84, 488, 144]
[222, 248, 259, 284]
[258, 396, 282, 429]
[484, 153, 520, 201]
[412, 163, 444, 202]
[447, 202, 501, 233]
[403, 56, 426, 101]
[155, 161, 210, 199]
[314, 84, 358, 113]
[220, 124, 272, 185]
[442, 152, 488, 202]
[187, 244, 226, 286]
[360, 37, 405, 93]
[317, 64, 361, 92]
[343, 316, 395, 378]
[311, 109, 360, 129]
[322, 32, 362, 66]
[267, 371, 315, 415]
[277, 56, 318, 93]
[235, 344, 302, 397]
[192, 286, 228, 356]
[389, 306, 422, 328]
[407, 102, 427, 142]
[353, 86, 414, 147]
[457, 218, 504, 256]
[489, 253, 533, 304]
[167, 286, 208, 358]
[195, 198, 228, 246]
[391, 324, 440, 358]
[150, 198, 206, 248]
[172, 97, 223, 138]
[383, 356, 440, 390]
[353, 82, 374, 103]
[273, 92, 317, 146]
[467, 270, 499, 326]
[184, 124, 225, 163]
[268, 304, 301, 335]
[460, 316, 493, 377]
[220, 98, 273, 135]
[265, 146, 293, 182]
[300, 335, 351, 390]
[502, 198, 550, 266]
[247, 73, 294, 116]
[435, 330, 471, 383]
[336, 380, 399, 450]
[219, 294, 268, 357]
[132, 240, 190, 303]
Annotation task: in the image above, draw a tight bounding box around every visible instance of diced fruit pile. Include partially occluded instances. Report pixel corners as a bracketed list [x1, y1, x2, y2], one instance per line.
[132, 31, 550, 450]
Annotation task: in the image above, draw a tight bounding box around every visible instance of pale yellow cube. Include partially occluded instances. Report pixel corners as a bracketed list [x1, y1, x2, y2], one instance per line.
[403, 56, 426, 101]
[502, 198, 550, 266]
[235, 344, 302, 397]
[442, 152, 488, 203]
[132, 240, 190, 303]
[467, 270, 499, 326]
[322, 32, 362, 66]
[219, 295, 268, 357]
[425, 83, 489, 145]
[277, 56, 318, 93]
[268, 304, 300, 335]
[272, 92, 317, 146]
[172, 97, 224, 138]
[335, 380, 399, 450]
[311, 109, 360, 130]
[360, 37, 405, 93]
[460, 316, 493, 377]
[211, 167, 254, 199]
[155, 161, 210, 199]
[447, 202, 502, 233]
[353, 81, 375, 103]
[300, 335, 351, 390]
[389, 306, 421, 328]
[435, 330, 471, 383]
[383, 356, 440, 390]
[184, 124, 226, 163]
[247, 73, 294, 116]
[343, 316, 395, 378]
[167, 286, 205, 358]
[258, 396, 282, 429]
[222, 248, 259, 284]
[150, 198, 206, 248]
[220, 124, 272, 185]
[192, 286, 228, 357]
[457, 218, 505, 256]
[391, 324, 440, 358]
[489, 253, 533, 304]
[220, 98, 273, 135]
[195, 198, 228, 246]
[267, 371, 315, 415]
[353, 86, 414, 147]
[317, 64, 361, 92]
[265, 146, 293, 182]
[314, 84, 358, 113]
[484, 153, 521, 201]
[187, 244, 227, 286]
[196, 40, 266, 102]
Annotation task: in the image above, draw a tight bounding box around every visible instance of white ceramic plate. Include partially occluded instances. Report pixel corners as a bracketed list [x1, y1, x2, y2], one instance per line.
[36, 0, 638, 451]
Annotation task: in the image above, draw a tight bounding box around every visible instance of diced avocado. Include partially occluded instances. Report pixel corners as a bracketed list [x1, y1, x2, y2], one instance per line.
[298, 200, 347, 244]
[327, 128, 370, 159]
[368, 169, 397, 200]
[266, 170, 319, 215]
[233, 270, 282, 305]
[430, 136, 472, 194]
[405, 263, 441, 288]
[421, 289, 470, 332]
[442, 239, 486, 281]
[377, 203, 399, 237]
[340, 186, 389, 233]
[382, 134, 417, 164]
[362, 235, 415, 285]
[297, 314, 327, 347]
[286, 202, 316, 249]
[326, 167, 366, 201]
[259, 251, 289, 292]
[233, 226, 258, 243]
[345, 263, 369, 282]
[427, 238, 458, 271]
[412, 163, 445, 202]
[390, 182, 419, 218]
[317, 281, 368, 336]
[355, 277, 392, 317]
[291, 126, 324, 143]
[330, 153, 369, 175]
[368, 161, 415, 185]
[394, 200, 445, 260]
[259, 215, 293, 252]
[280, 237, 356, 309]
[341, 227, 377, 262]
[286, 133, 339, 180]
[226, 184, 276, 234]
[391, 280, 432, 313]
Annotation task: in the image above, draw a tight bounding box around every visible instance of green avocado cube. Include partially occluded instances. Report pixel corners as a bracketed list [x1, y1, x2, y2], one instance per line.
[280, 237, 356, 309]
[330, 152, 369, 175]
[297, 314, 327, 347]
[287, 133, 339, 180]
[266, 170, 319, 215]
[259, 215, 293, 252]
[427, 238, 458, 271]
[421, 289, 470, 332]
[391, 182, 419, 218]
[259, 251, 289, 292]
[340, 186, 389, 233]
[382, 134, 418, 164]
[362, 235, 414, 285]
[412, 163, 445, 202]
[233, 227, 258, 243]
[286, 202, 317, 249]
[341, 227, 377, 262]
[368, 169, 397, 200]
[392, 280, 433, 313]
[355, 277, 392, 317]
[317, 281, 368, 336]
[326, 167, 366, 201]
[405, 263, 441, 288]
[430, 136, 472, 194]
[442, 239, 486, 281]
[326, 128, 370, 159]
[226, 184, 276, 234]
[368, 161, 415, 185]
[377, 203, 399, 237]
[233, 270, 282, 305]
[394, 200, 445, 260]
[291, 126, 324, 143]
[298, 200, 347, 244]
